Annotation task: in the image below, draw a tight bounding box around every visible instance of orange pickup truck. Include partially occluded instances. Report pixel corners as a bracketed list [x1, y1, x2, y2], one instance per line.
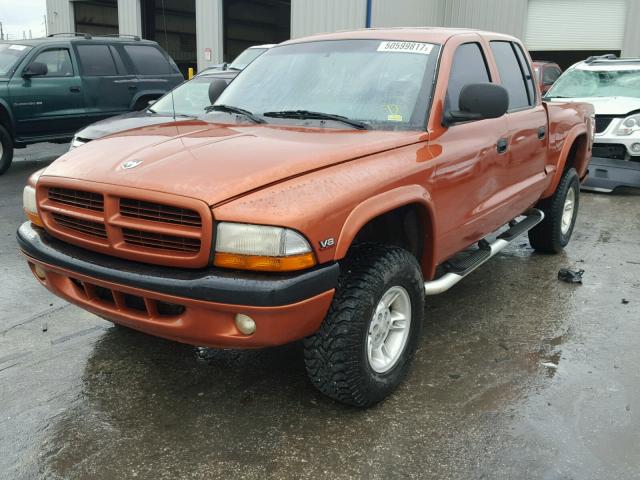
[18, 28, 594, 407]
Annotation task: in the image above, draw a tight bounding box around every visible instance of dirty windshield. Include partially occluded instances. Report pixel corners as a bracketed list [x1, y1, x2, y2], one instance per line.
[547, 66, 640, 99]
[0, 44, 31, 77]
[213, 39, 440, 130]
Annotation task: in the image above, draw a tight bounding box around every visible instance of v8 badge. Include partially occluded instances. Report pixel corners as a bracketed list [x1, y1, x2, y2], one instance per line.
[319, 237, 335, 250]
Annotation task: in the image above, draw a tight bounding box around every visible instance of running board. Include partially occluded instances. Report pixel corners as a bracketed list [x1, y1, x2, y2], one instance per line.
[424, 209, 544, 295]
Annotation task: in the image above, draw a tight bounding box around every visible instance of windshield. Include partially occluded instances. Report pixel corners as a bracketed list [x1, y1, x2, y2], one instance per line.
[149, 77, 220, 116]
[0, 44, 31, 76]
[547, 67, 640, 99]
[214, 39, 440, 130]
[229, 47, 267, 70]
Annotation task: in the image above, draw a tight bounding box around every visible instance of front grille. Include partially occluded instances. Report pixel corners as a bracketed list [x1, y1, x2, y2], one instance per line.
[593, 143, 627, 160]
[52, 213, 107, 238]
[595, 115, 618, 134]
[122, 228, 201, 253]
[120, 198, 201, 227]
[38, 181, 212, 268]
[49, 188, 104, 212]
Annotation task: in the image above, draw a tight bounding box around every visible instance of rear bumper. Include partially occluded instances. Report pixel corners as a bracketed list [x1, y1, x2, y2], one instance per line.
[18, 222, 337, 347]
[582, 156, 640, 192]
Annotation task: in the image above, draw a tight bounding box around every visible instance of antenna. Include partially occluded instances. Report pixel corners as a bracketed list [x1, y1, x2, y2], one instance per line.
[160, 0, 176, 121]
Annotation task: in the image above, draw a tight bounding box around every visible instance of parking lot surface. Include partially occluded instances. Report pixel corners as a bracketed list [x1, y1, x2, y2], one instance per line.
[1, 153, 639, 480]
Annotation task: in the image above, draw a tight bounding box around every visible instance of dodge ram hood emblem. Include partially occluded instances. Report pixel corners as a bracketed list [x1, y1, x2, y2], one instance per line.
[122, 160, 143, 170]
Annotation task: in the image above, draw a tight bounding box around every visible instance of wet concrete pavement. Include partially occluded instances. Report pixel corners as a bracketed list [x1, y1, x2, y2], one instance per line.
[1, 152, 639, 479]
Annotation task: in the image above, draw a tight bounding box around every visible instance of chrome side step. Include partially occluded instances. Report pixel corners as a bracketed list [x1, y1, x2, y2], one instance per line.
[424, 208, 544, 295]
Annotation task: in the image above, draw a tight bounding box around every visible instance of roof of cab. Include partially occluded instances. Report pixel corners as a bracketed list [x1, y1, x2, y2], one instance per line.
[282, 27, 517, 46]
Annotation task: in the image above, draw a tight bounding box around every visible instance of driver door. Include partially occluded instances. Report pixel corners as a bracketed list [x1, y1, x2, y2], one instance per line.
[9, 45, 85, 139]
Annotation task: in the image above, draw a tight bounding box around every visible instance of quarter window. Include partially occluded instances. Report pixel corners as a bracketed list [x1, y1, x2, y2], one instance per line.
[490, 41, 531, 110]
[445, 43, 491, 114]
[123, 45, 174, 75]
[76, 45, 118, 76]
[30, 49, 73, 77]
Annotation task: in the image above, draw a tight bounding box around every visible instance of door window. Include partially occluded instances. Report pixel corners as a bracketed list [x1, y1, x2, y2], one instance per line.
[543, 66, 562, 85]
[445, 43, 491, 114]
[30, 49, 73, 77]
[76, 45, 118, 76]
[490, 41, 531, 110]
[123, 45, 174, 75]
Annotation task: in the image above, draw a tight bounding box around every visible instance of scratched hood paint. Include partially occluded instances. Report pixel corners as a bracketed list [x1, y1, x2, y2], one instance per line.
[43, 120, 424, 206]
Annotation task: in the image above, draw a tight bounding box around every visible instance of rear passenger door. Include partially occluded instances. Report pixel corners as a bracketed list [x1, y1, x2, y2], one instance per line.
[74, 43, 136, 121]
[121, 44, 183, 106]
[489, 40, 548, 210]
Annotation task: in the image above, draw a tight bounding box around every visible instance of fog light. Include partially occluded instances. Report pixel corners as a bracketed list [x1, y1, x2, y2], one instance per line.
[630, 143, 640, 154]
[235, 314, 256, 335]
[34, 264, 46, 280]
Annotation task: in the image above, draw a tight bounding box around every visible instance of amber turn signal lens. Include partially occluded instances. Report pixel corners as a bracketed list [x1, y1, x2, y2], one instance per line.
[214, 252, 316, 272]
[26, 211, 44, 227]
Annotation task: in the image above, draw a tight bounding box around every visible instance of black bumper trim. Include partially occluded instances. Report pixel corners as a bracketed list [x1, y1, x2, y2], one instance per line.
[17, 222, 339, 307]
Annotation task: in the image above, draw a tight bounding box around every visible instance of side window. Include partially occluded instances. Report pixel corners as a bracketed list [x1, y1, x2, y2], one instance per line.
[76, 45, 118, 76]
[123, 45, 173, 75]
[30, 49, 73, 77]
[543, 67, 561, 85]
[445, 43, 491, 114]
[490, 41, 531, 110]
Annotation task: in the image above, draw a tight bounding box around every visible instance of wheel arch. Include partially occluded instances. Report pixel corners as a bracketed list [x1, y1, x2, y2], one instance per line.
[0, 99, 15, 135]
[542, 126, 590, 198]
[334, 185, 437, 279]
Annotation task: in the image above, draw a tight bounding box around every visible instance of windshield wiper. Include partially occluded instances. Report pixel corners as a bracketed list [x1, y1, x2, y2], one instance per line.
[204, 104, 265, 124]
[262, 110, 370, 130]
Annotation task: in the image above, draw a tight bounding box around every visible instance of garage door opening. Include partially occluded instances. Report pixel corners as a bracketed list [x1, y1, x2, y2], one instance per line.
[529, 50, 622, 71]
[141, 0, 196, 76]
[223, 0, 290, 62]
[74, 0, 118, 36]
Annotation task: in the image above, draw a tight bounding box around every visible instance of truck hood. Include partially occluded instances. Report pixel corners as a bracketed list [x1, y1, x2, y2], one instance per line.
[548, 96, 640, 116]
[44, 120, 425, 206]
[75, 110, 184, 141]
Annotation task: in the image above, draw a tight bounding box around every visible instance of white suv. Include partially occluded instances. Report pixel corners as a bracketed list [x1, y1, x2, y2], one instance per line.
[545, 55, 640, 192]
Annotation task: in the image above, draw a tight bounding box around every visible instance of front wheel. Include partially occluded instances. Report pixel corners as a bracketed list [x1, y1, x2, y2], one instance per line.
[304, 244, 425, 407]
[0, 124, 14, 175]
[529, 167, 580, 253]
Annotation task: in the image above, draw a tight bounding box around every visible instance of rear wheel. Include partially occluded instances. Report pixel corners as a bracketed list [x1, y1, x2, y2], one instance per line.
[529, 167, 580, 253]
[304, 244, 424, 407]
[0, 124, 14, 175]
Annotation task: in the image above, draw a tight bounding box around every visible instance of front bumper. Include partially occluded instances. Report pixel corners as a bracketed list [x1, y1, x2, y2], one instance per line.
[582, 156, 640, 192]
[18, 222, 338, 347]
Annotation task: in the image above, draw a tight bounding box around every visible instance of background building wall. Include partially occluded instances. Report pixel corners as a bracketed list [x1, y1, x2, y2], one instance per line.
[291, 0, 365, 38]
[46, 0, 74, 35]
[195, 0, 224, 69]
[443, 0, 528, 38]
[118, 0, 142, 36]
[622, 0, 640, 57]
[370, 0, 445, 28]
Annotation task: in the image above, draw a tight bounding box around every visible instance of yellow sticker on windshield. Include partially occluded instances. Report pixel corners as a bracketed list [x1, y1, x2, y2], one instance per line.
[386, 105, 403, 122]
[388, 114, 403, 122]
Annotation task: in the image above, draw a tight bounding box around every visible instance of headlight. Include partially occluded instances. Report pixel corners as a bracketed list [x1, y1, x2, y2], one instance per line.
[23, 185, 43, 227]
[69, 136, 87, 150]
[615, 114, 640, 136]
[214, 222, 316, 272]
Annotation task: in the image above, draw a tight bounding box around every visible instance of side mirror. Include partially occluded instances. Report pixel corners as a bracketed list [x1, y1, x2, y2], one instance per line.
[22, 62, 48, 78]
[208, 78, 229, 104]
[444, 83, 509, 126]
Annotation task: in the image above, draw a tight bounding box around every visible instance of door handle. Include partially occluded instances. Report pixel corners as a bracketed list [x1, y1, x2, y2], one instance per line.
[497, 138, 509, 154]
[538, 126, 546, 140]
[69, 86, 81, 93]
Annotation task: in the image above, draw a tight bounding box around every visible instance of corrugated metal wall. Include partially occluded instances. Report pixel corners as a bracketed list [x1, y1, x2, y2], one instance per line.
[118, 0, 142, 36]
[371, 0, 444, 27]
[443, 0, 528, 38]
[291, 0, 365, 38]
[46, 0, 74, 35]
[622, 0, 640, 56]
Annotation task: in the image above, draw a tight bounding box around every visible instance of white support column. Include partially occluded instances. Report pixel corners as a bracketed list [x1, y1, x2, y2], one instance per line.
[622, 0, 640, 57]
[196, 0, 224, 72]
[118, 0, 142, 37]
[46, 0, 75, 35]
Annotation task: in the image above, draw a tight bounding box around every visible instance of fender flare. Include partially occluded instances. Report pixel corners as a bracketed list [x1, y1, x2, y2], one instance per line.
[334, 184, 437, 276]
[542, 124, 589, 198]
[0, 98, 16, 133]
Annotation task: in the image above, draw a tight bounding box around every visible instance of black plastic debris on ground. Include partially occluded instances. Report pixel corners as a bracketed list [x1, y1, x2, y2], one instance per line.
[558, 268, 584, 284]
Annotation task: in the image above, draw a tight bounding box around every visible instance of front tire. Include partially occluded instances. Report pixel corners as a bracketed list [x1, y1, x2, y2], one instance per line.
[0, 124, 14, 175]
[529, 167, 580, 253]
[304, 244, 425, 407]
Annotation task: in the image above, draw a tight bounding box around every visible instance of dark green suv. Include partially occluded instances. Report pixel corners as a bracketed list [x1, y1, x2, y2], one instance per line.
[0, 34, 183, 174]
